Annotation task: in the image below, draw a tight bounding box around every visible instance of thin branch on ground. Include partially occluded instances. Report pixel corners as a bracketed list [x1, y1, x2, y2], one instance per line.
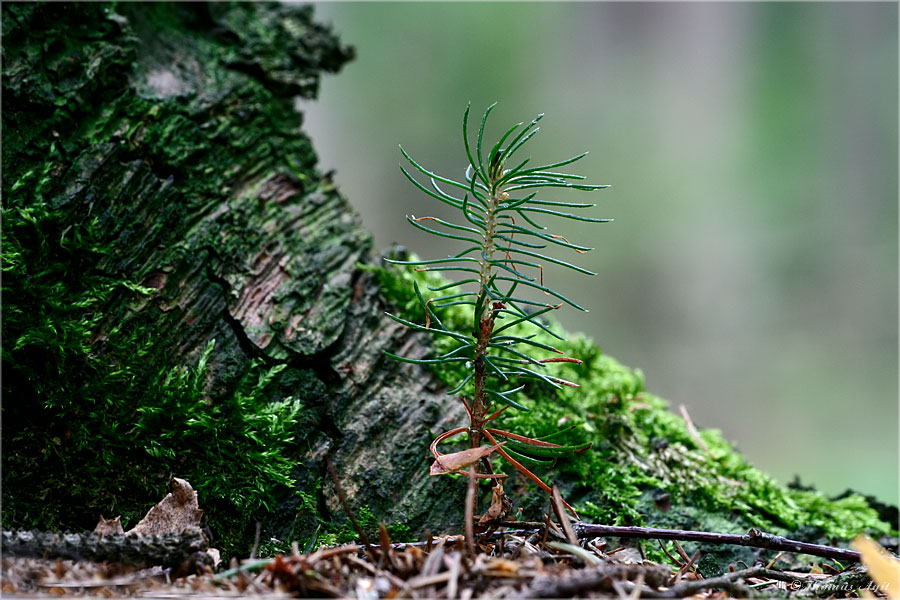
[572, 522, 862, 563]
[371, 520, 862, 565]
[632, 566, 803, 598]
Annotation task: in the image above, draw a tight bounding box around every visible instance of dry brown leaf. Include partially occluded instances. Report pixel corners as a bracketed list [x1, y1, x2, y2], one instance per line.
[478, 484, 511, 526]
[484, 557, 521, 577]
[126, 477, 203, 536]
[93, 515, 124, 536]
[430, 443, 507, 476]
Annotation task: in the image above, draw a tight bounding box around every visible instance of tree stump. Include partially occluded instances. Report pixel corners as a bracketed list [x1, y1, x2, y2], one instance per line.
[2, 2, 463, 553]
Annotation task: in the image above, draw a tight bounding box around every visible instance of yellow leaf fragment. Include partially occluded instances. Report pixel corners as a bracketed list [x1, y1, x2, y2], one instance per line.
[852, 534, 900, 597]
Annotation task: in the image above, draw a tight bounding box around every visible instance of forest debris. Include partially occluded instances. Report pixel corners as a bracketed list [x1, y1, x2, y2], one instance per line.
[2, 536, 879, 599]
[551, 485, 579, 546]
[546, 541, 603, 566]
[573, 522, 864, 563]
[94, 516, 125, 536]
[522, 562, 672, 598]
[3, 514, 886, 598]
[0, 528, 209, 567]
[477, 483, 511, 527]
[1, 476, 218, 595]
[126, 478, 202, 537]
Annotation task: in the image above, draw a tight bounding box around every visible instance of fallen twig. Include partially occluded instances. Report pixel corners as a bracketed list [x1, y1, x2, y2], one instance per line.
[573, 523, 862, 563]
[791, 566, 874, 599]
[634, 566, 804, 598]
[522, 563, 672, 598]
[346, 520, 861, 569]
[551, 485, 579, 546]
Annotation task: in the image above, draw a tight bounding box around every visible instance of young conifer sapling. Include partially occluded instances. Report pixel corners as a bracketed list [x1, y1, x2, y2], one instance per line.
[386, 103, 610, 518]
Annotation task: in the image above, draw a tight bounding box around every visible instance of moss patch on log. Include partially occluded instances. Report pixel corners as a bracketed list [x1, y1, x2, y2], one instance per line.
[367, 255, 893, 569]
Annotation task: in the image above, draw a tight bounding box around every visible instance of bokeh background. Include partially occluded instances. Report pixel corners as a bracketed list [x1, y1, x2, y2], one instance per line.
[300, 2, 898, 506]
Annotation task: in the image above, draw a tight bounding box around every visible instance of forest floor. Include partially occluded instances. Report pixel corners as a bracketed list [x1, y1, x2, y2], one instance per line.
[3, 478, 896, 598]
[3, 524, 896, 599]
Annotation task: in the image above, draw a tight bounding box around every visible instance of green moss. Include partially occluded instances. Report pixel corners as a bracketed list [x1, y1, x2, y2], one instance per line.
[136, 340, 305, 514]
[1, 308, 305, 555]
[0, 172, 324, 552]
[367, 258, 894, 549]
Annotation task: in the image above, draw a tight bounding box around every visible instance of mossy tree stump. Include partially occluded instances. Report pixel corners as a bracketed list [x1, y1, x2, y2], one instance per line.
[2, 1, 463, 553]
[2, 2, 892, 565]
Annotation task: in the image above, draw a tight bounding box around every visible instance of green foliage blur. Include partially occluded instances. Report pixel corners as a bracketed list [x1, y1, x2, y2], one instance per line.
[303, 3, 898, 505]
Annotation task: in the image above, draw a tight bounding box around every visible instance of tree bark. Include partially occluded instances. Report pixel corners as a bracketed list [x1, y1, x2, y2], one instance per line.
[1, 529, 208, 568]
[2, 1, 465, 553]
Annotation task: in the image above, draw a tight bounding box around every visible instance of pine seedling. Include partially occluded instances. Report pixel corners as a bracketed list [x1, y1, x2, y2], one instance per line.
[386, 103, 611, 518]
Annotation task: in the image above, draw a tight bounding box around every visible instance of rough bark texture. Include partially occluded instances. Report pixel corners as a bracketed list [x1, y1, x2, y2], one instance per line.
[1, 529, 208, 568]
[2, 2, 464, 554]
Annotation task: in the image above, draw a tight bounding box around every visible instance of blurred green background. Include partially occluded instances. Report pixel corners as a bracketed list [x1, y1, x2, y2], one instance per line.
[300, 2, 898, 506]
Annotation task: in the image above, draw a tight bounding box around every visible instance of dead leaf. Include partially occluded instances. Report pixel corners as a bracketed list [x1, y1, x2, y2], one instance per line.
[483, 557, 521, 577]
[93, 515, 124, 536]
[126, 477, 203, 536]
[430, 442, 507, 476]
[478, 484, 511, 526]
